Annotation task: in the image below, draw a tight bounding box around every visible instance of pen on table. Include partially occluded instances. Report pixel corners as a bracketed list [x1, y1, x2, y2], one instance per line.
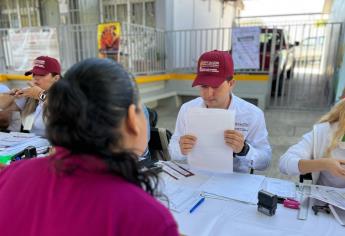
[189, 197, 205, 214]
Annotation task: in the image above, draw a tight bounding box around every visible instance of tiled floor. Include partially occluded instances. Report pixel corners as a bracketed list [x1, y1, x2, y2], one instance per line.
[152, 97, 327, 181]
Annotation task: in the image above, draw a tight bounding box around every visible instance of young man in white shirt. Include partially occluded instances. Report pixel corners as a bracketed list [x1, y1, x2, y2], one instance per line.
[168, 50, 272, 173]
[9, 56, 61, 137]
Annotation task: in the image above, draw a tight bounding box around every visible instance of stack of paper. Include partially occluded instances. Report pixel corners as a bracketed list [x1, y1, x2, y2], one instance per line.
[0, 132, 50, 157]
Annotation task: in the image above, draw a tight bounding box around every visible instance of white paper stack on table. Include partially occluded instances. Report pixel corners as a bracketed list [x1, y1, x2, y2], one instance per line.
[186, 108, 235, 173]
[0, 132, 50, 158]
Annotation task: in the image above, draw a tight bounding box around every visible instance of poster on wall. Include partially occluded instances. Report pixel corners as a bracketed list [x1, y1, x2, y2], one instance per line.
[8, 27, 60, 72]
[232, 27, 260, 70]
[97, 22, 121, 61]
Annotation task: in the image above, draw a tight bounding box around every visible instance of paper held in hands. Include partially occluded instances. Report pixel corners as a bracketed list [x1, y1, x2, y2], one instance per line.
[186, 108, 235, 173]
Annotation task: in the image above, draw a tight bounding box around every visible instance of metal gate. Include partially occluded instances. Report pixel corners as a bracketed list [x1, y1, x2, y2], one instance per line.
[237, 14, 343, 109]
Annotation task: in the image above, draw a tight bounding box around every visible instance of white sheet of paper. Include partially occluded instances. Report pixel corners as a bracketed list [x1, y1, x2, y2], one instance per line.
[199, 173, 265, 204]
[265, 178, 296, 198]
[186, 108, 235, 173]
[160, 180, 202, 213]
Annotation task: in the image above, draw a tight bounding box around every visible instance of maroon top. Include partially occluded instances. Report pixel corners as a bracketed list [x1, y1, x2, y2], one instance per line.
[0, 147, 178, 236]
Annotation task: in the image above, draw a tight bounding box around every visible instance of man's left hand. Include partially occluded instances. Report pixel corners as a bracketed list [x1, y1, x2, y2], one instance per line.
[224, 130, 244, 153]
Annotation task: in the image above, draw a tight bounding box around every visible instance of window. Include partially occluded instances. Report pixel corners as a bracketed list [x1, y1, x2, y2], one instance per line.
[116, 4, 127, 23]
[145, 1, 155, 27]
[101, 0, 155, 27]
[131, 2, 143, 25]
[0, 0, 40, 28]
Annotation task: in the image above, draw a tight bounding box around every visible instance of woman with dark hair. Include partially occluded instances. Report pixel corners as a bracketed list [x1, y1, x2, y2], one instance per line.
[0, 58, 178, 236]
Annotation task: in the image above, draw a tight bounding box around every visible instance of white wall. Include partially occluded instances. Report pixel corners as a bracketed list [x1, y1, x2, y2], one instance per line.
[171, 0, 236, 30]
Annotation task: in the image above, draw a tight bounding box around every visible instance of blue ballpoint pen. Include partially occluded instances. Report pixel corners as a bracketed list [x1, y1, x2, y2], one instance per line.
[189, 197, 205, 213]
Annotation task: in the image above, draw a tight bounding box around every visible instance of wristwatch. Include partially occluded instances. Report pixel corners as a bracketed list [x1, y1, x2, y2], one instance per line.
[39, 90, 47, 102]
[234, 140, 250, 156]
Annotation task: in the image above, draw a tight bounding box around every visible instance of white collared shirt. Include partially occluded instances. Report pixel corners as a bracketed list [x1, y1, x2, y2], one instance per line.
[168, 94, 272, 173]
[15, 98, 46, 137]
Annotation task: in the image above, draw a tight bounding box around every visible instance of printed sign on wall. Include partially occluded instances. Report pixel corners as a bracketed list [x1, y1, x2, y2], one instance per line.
[8, 27, 60, 72]
[97, 22, 121, 61]
[232, 27, 260, 70]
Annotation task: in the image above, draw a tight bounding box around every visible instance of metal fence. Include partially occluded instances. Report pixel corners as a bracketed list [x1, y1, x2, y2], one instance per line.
[0, 20, 342, 109]
[165, 22, 342, 109]
[0, 22, 165, 75]
[235, 14, 342, 109]
[165, 28, 233, 72]
[58, 22, 166, 74]
[249, 22, 341, 109]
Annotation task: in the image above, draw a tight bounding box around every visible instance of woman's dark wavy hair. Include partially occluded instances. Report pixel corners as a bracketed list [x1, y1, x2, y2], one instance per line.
[44, 58, 158, 196]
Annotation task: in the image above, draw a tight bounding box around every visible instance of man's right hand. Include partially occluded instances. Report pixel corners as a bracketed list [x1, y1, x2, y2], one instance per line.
[179, 135, 197, 156]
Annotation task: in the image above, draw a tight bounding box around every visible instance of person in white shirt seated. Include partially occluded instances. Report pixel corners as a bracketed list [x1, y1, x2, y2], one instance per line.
[168, 50, 272, 173]
[0, 84, 21, 132]
[7, 56, 61, 137]
[279, 99, 345, 187]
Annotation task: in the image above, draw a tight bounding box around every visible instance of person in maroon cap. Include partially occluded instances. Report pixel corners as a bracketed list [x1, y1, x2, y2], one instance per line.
[7, 56, 61, 136]
[168, 50, 272, 173]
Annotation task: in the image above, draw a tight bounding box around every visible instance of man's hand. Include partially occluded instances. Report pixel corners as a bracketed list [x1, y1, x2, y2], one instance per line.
[224, 130, 245, 153]
[10, 82, 43, 100]
[179, 135, 197, 156]
[324, 158, 345, 178]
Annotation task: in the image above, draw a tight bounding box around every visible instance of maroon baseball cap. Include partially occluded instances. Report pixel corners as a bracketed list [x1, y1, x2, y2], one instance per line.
[24, 56, 61, 76]
[192, 50, 234, 87]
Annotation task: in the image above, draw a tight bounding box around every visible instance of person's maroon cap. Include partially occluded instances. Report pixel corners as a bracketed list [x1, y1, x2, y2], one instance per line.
[192, 50, 234, 87]
[24, 56, 61, 76]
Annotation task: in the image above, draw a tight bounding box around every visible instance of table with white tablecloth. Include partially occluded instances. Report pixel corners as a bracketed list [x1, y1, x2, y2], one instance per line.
[159, 167, 345, 236]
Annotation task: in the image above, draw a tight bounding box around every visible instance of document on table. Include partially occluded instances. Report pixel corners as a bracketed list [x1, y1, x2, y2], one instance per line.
[160, 181, 203, 213]
[0, 132, 50, 156]
[199, 173, 265, 204]
[265, 178, 296, 198]
[310, 185, 345, 211]
[307, 185, 345, 226]
[186, 108, 235, 173]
